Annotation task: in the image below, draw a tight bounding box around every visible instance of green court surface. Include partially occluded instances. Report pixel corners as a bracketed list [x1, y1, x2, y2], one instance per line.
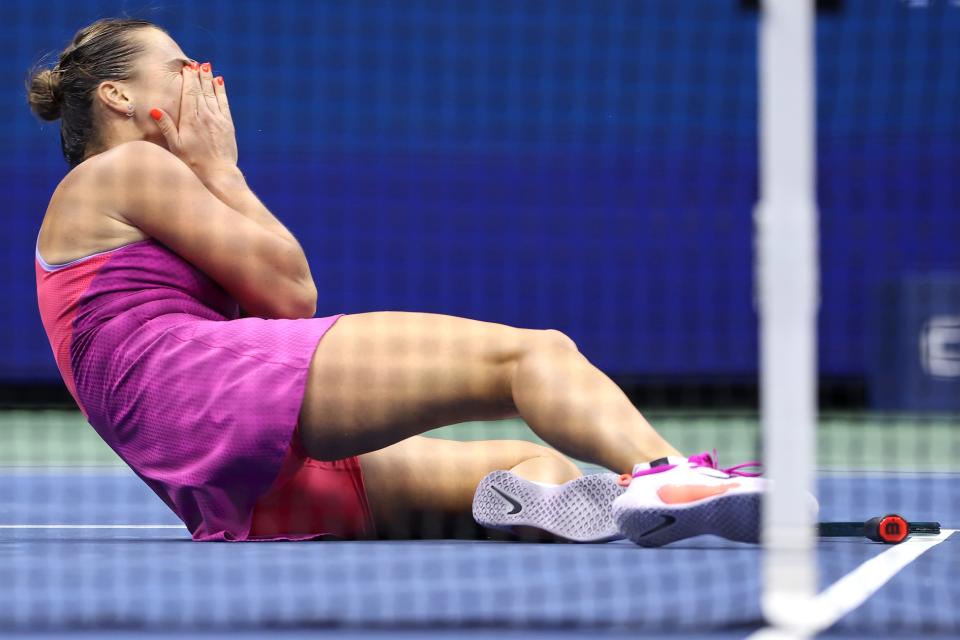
[2, 409, 956, 472]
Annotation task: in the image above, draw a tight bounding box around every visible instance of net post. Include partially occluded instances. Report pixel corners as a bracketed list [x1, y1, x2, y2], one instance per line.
[756, 0, 819, 629]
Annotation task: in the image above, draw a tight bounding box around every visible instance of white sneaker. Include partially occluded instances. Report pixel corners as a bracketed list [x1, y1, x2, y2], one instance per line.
[612, 451, 766, 547]
[472, 470, 627, 542]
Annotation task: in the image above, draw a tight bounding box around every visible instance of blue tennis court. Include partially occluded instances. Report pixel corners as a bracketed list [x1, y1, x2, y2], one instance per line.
[1, 472, 956, 634]
[2, 413, 957, 636]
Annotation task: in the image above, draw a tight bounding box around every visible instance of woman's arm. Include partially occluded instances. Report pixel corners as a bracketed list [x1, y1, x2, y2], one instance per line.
[138, 62, 317, 317]
[112, 140, 317, 319]
[199, 166, 302, 249]
[201, 167, 318, 319]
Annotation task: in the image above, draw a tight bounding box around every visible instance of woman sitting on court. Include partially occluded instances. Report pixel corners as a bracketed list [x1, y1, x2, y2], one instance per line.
[26, 18, 764, 546]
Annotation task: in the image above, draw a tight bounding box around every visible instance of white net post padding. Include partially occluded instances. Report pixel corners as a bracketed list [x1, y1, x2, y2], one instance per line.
[756, 0, 819, 629]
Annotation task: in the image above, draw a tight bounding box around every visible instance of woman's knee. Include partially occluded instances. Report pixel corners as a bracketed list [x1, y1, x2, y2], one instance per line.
[540, 329, 578, 353]
[507, 329, 580, 389]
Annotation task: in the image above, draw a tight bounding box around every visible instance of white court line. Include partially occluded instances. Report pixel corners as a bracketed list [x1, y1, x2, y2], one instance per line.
[0, 524, 184, 529]
[750, 528, 957, 639]
[0, 466, 133, 475]
[816, 469, 960, 479]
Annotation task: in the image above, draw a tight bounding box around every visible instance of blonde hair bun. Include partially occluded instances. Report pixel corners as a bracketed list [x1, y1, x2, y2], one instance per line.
[27, 67, 63, 122]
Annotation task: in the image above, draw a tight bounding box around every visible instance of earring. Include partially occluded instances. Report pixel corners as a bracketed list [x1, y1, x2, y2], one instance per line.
[126, 104, 135, 117]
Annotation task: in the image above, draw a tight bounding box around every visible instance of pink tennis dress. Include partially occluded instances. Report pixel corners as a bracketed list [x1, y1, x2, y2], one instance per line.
[35, 234, 375, 541]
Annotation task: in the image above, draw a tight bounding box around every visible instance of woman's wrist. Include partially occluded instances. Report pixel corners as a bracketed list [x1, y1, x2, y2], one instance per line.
[200, 165, 247, 201]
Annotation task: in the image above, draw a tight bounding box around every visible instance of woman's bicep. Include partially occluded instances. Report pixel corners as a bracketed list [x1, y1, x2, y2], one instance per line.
[111, 141, 314, 318]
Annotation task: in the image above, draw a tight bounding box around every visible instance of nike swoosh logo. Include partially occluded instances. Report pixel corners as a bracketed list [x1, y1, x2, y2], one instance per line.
[657, 482, 741, 505]
[490, 486, 522, 515]
[637, 514, 677, 538]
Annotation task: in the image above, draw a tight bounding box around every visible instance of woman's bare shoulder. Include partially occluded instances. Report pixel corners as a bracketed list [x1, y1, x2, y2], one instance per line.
[37, 144, 151, 265]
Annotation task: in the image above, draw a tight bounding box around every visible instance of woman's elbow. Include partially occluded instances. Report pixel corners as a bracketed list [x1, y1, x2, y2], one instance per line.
[253, 281, 316, 319]
[297, 281, 318, 318]
[281, 280, 317, 319]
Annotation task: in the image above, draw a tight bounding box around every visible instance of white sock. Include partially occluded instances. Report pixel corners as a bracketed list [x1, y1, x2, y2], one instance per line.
[530, 480, 559, 488]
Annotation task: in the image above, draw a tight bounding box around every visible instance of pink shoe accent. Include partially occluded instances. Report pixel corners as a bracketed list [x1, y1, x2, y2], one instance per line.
[657, 482, 741, 505]
[688, 450, 764, 477]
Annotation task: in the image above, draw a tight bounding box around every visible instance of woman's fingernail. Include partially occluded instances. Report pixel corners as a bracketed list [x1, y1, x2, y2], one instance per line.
[216, 76, 224, 86]
[201, 62, 211, 73]
[190, 61, 199, 70]
[150, 108, 162, 121]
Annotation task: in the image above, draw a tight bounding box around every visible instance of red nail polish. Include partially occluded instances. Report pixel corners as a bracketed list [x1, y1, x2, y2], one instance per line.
[150, 108, 162, 121]
[216, 76, 224, 86]
[190, 61, 199, 70]
[201, 62, 211, 73]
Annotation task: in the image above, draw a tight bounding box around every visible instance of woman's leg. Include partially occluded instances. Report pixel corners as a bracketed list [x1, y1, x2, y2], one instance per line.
[298, 311, 680, 473]
[357, 435, 582, 539]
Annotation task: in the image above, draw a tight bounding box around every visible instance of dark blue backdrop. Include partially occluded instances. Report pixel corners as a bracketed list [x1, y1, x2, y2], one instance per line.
[2, 0, 958, 383]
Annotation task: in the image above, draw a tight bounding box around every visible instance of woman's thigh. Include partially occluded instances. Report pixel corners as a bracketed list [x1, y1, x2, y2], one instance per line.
[358, 435, 581, 539]
[298, 311, 565, 460]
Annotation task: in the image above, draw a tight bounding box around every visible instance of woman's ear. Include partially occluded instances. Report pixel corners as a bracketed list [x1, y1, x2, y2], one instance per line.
[94, 80, 133, 118]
